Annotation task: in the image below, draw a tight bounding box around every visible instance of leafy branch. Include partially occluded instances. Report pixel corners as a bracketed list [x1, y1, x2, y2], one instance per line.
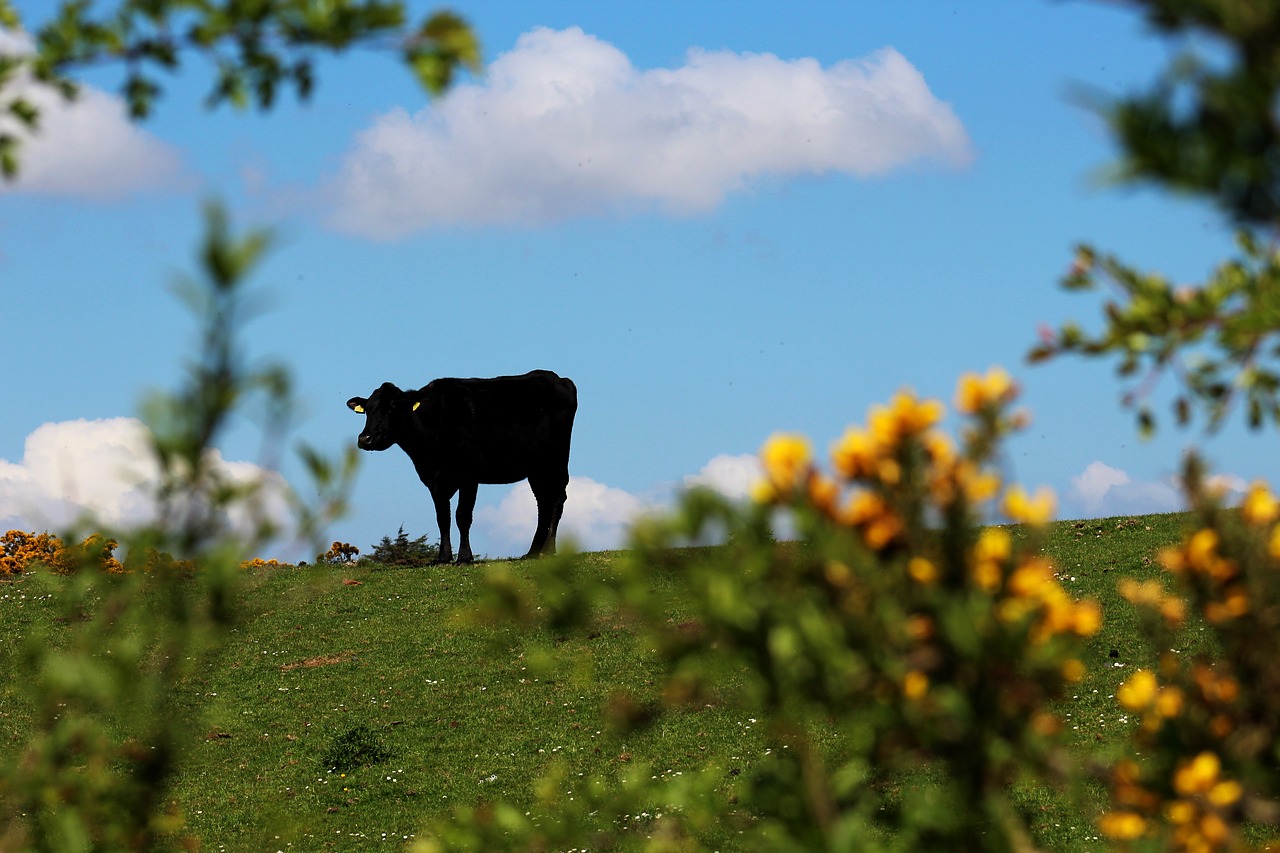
[0, 0, 480, 178]
[1030, 232, 1280, 435]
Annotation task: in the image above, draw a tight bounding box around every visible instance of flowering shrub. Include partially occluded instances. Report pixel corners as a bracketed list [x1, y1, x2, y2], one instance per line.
[436, 370, 1103, 849]
[1, 530, 123, 575]
[239, 557, 283, 570]
[1096, 459, 1280, 850]
[317, 541, 359, 564]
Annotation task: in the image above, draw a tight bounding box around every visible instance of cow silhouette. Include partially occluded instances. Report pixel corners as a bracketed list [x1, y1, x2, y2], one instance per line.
[347, 370, 577, 564]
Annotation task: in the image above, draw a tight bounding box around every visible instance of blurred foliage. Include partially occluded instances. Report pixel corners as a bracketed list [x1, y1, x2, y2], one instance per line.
[1030, 232, 1280, 435]
[0, 203, 355, 850]
[1035, 0, 1280, 434]
[1105, 0, 1280, 227]
[433, 371, 1103, 851]
[0, 0, 480, 177]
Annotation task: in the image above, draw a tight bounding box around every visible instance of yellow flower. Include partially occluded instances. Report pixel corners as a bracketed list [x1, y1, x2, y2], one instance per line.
[1007, 557, 1055, 599]
[955, 367, 1016, 415]
[1070, 600, 1102, 636]
[1155, 686, 1184, 719]
[842, 491, 904, 550]
[1165, 800, 1197, 825]
[974, 528, 1012, 563]
[907, 556, 938, 585]
[971, 528, 1011, 592]
[1173, 752, 1221, 797]
[1001, 485, 1056, 526]
[831, 427, 877, 480]
[867, 391, 945, 447]
[807, 472, 840, 516]
[1098, 811, 1148, 841]
[902, 670, 929, 700]
[1061, 658, 1086, 682]
[759, 433, 812, 495]
[1208, 780, 1243, 808]
[1241, 481, 1279, 525]
[1117, 669, 1159, 711]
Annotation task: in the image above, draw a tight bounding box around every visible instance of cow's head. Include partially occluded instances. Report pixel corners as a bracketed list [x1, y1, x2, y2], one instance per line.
[346, 382, 421, 451]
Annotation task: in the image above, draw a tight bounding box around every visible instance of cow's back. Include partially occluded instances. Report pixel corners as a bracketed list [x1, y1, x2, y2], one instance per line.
[418, 370, 575, 483]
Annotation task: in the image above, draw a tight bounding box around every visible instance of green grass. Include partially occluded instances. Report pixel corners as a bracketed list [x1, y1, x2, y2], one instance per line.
[0, 512, 1217, 850]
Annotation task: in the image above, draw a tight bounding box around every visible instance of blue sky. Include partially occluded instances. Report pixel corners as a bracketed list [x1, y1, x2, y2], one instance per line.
[0, 1, 1268, 559]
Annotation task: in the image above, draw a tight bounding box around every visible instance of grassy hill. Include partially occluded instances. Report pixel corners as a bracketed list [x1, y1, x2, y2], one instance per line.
[0, 512, 1218, 850]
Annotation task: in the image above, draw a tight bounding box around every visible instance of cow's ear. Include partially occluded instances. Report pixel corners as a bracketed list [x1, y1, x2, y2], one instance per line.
[347, 397, 366, 414]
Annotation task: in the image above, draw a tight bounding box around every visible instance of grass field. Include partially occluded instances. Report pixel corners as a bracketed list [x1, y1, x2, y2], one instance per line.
[0, 511, 1217, 850]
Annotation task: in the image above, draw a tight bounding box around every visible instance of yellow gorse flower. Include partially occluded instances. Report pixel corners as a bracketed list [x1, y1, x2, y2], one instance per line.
[902, 670, 929, 700]
[1173, 752, 1222, 797]
[1001, 485, 1056, 526]
[1117, 669, 1159, 711]
[1098, 811, 1148, 841]
[868, 390, 945, 446]
[757, 433, 813, 499]
[972, 528, 1011, 591]
[955, 367, 1016, 415]
[1241, 481, 1279, 525]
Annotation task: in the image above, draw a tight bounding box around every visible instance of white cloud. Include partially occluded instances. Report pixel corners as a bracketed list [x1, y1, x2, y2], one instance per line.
[683, 453, 762, 501]
[0, 418, 291, 544]
[473, 453, 774, 556]
[326, 27, 972, 237]
[476, 475, 655, 555]
[0, 29, 183, 198]
[1065, 460, 1182, 519]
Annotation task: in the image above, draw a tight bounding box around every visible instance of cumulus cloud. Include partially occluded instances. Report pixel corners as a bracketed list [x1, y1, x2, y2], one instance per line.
[683, 453, 762, 501]
[474, 453, 769, 556]
[1065, 460, 1183, 519]
[0, 29, 183, 197]
[0, 418, 291, 543]
[326, 27, 972, 237]
[476, 475, 654, 555]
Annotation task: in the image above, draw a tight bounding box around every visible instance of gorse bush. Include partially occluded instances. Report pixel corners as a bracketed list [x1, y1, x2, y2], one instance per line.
[434, 370, 1103, 850]
[1093, 459, 1280, 849]
[318, 540, 360, 565]
[1, 530, 123, 575]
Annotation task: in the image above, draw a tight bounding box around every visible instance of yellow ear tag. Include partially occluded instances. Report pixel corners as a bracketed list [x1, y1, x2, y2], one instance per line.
[412, 401, 421, 412]
[353, 405, 364, 414]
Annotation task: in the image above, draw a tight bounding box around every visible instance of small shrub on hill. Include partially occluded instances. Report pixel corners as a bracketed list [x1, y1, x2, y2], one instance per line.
[320, 725, 393, 774]
[317, 541, 360, 565]
[368, 525, 439, 567]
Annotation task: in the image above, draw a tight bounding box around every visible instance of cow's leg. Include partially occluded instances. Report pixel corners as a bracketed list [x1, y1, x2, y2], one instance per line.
[430, 488, 454, 565]
[526, 473, 568, 558]
[548, 481, 567, 555]
[455, 482, 478, 565]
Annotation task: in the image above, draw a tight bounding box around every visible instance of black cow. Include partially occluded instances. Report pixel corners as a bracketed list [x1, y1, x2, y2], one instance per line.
[346, 369, 577, 564]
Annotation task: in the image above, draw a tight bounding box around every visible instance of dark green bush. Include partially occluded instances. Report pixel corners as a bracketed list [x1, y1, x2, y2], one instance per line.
[320, 725, 393, 774]
[368, 525, 439, 567]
